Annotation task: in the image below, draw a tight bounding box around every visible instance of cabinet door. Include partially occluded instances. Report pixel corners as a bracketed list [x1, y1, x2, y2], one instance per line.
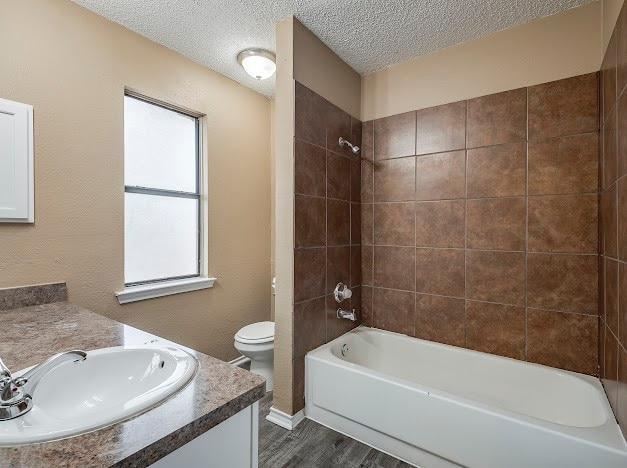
[0, 98, 33, 223]
[150, 402, 259, 468]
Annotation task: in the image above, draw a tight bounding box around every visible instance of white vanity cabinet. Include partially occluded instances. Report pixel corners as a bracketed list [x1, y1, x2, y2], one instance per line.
[0, 97, 34, 223]
[151, 402, 259, 468]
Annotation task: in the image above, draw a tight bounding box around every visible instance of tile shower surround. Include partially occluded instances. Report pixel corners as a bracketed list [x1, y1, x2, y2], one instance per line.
[361, 72, 601, 377]
[599, 0, 627, 438]
[292, 65, 627, 435]
[292, 82, 362, 412]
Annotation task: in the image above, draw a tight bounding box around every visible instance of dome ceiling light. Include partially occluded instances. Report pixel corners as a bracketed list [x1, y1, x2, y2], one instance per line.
[237, 49, 276, 80]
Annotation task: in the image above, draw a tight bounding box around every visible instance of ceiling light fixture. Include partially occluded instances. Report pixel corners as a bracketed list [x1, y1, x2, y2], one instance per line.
[237, 49, 276, 80]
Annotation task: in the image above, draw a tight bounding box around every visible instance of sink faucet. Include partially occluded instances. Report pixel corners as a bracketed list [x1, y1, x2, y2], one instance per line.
[337, 308, 357, 321]
[0, 350, 87, 421]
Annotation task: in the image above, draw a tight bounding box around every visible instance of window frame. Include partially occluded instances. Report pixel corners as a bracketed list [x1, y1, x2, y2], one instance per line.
[123, 91, 202, 287]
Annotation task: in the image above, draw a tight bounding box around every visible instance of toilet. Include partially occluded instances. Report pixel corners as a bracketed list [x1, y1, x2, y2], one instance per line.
[234, 321, 274, 391]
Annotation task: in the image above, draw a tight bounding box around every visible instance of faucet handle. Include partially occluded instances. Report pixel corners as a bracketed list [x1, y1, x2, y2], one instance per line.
[0, 357, 11, 381]
[334, 282, 352, 303]
[12, 377, 27, 388]
[0, 357, 19, 406]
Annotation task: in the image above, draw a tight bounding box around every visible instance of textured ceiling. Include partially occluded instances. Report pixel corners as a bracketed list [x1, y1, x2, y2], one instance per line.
[71, 0, 595, 97]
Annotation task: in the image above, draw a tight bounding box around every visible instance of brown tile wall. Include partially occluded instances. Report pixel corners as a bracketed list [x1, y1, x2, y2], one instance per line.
[600, 2, 627, 439]
[361, 72, 600, 375]
[292, 82, 362, 412]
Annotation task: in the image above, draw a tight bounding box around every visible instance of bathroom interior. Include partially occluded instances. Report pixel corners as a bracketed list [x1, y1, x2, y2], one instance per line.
[1, 0, 627, 467]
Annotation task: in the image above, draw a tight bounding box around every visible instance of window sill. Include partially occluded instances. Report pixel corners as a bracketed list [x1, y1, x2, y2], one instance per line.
[115, 277, 217, 304]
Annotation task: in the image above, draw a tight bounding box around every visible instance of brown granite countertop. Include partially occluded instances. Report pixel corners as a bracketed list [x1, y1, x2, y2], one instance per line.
[0, 301, 266, 467]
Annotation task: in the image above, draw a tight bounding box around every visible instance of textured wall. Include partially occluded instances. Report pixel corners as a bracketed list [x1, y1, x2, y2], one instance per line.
[361, 73, 600, 374]
[604, 0, 627, 50]
[599, 0, 627, 438]
[0, 0, 271, 361]
[361, 2, 603, 122]
[293, 19, 361, 119]
[291, 82, 362, 412]
[273, 17, 362, 415]
[273, 17, 296, 415]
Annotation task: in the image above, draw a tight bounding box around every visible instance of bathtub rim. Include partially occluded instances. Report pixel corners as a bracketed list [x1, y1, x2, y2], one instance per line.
[305, 325, 627, 454]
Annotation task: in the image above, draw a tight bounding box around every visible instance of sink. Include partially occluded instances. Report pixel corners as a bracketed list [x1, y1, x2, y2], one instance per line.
[0, 345, 197, 445]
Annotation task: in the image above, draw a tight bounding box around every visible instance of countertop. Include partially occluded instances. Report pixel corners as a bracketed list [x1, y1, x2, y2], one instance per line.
[0, 300, 266, 467]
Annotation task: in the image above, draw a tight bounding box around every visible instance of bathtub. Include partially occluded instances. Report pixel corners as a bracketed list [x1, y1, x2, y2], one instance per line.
[305, 326, 627, 468]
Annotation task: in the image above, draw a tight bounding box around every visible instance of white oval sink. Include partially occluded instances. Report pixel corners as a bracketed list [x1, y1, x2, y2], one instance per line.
[0, 345, 197, 446]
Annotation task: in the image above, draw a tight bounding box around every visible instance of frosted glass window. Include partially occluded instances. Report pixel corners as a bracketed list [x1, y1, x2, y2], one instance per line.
[123, 93, 201, 285]
[124, 95, 197, 193]
[124, 193, 199, 284]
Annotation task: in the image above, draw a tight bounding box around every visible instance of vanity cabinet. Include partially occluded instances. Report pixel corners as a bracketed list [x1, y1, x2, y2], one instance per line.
[151, 402, 259, 468]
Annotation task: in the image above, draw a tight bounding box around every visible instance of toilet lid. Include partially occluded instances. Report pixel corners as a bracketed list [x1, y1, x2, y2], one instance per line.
[235, 321, 274, 343]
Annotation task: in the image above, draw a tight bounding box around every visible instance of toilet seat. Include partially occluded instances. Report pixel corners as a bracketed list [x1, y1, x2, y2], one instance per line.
[235, 321, 274, 344]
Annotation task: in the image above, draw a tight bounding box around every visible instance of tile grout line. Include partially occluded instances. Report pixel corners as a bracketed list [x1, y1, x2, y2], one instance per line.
[613, 95, 620, 365]
[370, 245, 599, 256]
[358, 191, 602, 206]
[600, 71, 614, 381]
[599, 72, 606, 379]
[364, 129, 600, 161]
[325, 128, 329, 344]
[613, 75, 621, 381]
[292, 136, 297, 371]
[464, 99, 469, 348]
[371, 121, 376, 327]
[363, 286, 599, 317]
[414, 110, 418, 337]
[366, 285, 597, 312]
[525, 86, 530, 362]
[348, 120, 353, 320]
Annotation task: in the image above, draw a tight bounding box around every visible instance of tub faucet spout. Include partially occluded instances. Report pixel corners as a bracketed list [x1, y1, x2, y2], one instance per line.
[337, 308, 357, 321]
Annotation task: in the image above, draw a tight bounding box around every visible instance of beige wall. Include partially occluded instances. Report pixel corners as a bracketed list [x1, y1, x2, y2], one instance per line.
[0, 0, 272, 361]
[273, 17, 296, 414]
[362, 2, 603, 121]
[603, 0, 626, 50]
[293, 18, 362, 119]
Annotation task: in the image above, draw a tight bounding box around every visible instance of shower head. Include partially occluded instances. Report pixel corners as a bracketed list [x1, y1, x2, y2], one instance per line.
[338, 137, 360, 154]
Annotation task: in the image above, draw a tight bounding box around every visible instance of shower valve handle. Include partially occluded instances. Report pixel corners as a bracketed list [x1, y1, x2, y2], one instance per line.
[334, 282, 352, 303]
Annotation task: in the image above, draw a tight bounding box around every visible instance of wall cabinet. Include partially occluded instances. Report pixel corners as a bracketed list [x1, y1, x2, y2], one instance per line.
[0, 97, 34, 223]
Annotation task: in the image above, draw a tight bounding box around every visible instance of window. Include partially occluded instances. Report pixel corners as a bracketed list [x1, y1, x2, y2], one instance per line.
[123, 93, 201, 286]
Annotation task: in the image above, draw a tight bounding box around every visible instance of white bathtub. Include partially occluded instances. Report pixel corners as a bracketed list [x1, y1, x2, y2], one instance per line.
[305, 326, 627, 468]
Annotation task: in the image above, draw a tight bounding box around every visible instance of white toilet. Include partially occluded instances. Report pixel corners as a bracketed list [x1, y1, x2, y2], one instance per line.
[234, 321, 274, 391]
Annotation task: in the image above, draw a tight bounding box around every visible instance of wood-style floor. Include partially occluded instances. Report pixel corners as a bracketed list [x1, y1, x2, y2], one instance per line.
[258, 392, 413, 468]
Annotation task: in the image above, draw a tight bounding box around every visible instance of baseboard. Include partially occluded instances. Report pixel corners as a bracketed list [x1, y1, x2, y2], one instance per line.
[266, 406, 305, 430]
[229, 355, 251, 367]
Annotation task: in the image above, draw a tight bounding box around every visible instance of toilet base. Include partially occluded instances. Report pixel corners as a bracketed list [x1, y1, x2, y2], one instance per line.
[250, 358, 274, 392]
[234, 337, 274, 393]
